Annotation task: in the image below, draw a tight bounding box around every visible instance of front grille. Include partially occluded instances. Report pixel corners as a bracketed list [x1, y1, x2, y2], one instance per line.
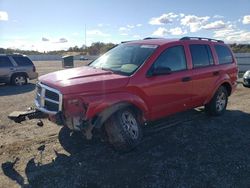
[35, 83, 62, 114]
[45, 100, 59, 111]
[37, 84, 42, 94]
[45, 90, 59, 101]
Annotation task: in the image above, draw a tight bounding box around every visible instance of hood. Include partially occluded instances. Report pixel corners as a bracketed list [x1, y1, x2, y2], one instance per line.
[39, 66, 129, 94]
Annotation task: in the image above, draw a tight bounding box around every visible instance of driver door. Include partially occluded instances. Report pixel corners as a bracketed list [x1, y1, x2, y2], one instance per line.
[142, 45, 193, 120]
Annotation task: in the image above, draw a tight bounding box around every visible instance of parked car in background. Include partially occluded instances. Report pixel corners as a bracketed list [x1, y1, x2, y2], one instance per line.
[35, 37, 238, 152]
[80, 56, 88, 60]
[0, 54, 38, 86]
[243, 70, 250, 88]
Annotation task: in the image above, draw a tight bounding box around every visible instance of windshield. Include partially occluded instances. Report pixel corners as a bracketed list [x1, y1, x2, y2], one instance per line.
[89, 43, 158, 75]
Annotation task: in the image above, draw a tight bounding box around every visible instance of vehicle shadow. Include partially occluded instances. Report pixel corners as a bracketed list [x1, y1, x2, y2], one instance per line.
[2, 109, 250, 187]
[0, 83, 36, 96]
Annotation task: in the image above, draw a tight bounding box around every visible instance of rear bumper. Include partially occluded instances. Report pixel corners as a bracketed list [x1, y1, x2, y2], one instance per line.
[29, 72, 38, 80]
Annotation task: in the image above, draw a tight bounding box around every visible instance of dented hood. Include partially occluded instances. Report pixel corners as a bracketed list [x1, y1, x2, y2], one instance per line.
[39, 66, 129, 95]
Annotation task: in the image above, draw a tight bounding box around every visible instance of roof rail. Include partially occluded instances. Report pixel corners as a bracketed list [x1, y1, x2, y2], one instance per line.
[121, 37, 163, 43]
[180, 37, 224, 43]
[143, 37, 162, 40]
[121, 40, 135, 43]
[0, 53, 25, 56]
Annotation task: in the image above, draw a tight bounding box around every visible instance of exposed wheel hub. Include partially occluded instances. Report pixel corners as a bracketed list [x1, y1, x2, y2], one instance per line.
[121, 111, 139, 140]
[15, 76, 26, 85]
[216, 91, 226, 112]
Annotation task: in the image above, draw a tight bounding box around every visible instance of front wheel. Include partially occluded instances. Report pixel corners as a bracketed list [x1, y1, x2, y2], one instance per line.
[205, 86, 228, 116]
[104, 108, 142, 152]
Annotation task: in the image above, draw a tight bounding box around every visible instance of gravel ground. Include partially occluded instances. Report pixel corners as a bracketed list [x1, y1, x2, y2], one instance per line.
[0, 61, 250, 188]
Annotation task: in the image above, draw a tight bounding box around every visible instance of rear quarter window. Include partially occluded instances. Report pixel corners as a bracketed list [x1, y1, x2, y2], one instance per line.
[12, 56, 34, 66]
[215, 45, 233, 64]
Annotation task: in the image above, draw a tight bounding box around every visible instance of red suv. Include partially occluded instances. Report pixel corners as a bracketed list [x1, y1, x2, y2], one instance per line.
[35, 37, 238, 151]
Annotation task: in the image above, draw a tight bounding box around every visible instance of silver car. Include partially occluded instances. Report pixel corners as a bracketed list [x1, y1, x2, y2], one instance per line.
[0, 54, 38, 85]
[243, 70, 250, 88]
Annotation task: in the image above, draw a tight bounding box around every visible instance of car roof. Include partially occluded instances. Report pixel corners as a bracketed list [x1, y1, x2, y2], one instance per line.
[124, 38, 178, 46]
[0, 54, 27, 57]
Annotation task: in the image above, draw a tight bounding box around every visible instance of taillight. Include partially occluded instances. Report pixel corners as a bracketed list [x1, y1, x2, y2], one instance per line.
[33, 65, 36, 72]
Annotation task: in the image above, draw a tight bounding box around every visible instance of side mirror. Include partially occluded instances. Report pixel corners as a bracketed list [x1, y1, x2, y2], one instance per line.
[147, 66, 172, 77]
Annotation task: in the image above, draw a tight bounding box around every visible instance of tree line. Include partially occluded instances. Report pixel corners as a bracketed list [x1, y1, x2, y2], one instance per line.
[230, 43, 250, 53]
[0, 42, 250, 56]
[0, 42, 116, 56]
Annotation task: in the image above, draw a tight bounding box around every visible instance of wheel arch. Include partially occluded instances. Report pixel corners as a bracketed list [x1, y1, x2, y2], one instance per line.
[221, 82, 232, 96]
[204, 80, 232, 105]
[91, 101, 146, 128]
[11, 72, 29, 79]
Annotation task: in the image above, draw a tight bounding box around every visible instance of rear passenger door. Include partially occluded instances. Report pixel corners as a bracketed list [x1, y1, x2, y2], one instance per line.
[188, 44, 219, 107]
[0, 56, 14, 82]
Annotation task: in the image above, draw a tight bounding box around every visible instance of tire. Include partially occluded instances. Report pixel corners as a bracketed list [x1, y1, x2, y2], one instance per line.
[104, 108, 142, 152]
[205, 86, 228, 116]
[243, 84, 250, 88]
[11, 74, 27, 86]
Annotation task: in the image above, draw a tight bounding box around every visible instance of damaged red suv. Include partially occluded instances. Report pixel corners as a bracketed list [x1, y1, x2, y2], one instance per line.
[35, 37, 238, 151]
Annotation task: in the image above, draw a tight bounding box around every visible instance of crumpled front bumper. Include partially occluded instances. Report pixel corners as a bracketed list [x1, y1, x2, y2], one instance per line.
[48, 112, 94, 140]
[48, 112, 65, 126]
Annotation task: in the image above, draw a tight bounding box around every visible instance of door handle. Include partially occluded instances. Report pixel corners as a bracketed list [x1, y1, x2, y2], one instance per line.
[213, 71, 220, 76]
[10, 67, 16, 71]
[182, 76, 192, 82]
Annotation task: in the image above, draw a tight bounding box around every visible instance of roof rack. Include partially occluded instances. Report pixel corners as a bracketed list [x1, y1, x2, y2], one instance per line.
[180, 37, 224, 43]
[0, 53, 25, 56]
[143, 37, 162, 40]
[121, 40, 134, 43]
[121, 37, 162, 43]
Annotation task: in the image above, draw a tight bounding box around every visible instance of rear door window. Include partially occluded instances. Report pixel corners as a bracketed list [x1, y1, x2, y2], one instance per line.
[0, 56, 13, 67]
[12, 56, 33, 66]
[215, 45, 233, 64]
[190, 44, 214, 68]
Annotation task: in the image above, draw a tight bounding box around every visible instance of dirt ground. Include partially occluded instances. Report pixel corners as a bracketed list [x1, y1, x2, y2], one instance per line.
[0, 61, 250, 188]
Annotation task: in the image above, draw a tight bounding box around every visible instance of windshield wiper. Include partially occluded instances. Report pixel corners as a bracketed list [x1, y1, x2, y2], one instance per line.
[101, 67, 114, 73]
[101, 67, 128, 76]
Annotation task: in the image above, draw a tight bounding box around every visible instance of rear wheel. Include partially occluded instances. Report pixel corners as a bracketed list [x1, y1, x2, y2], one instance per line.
[205, 86, 228, 116]
[11, 74, 27, 86]
[105, 108, 142, 152]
